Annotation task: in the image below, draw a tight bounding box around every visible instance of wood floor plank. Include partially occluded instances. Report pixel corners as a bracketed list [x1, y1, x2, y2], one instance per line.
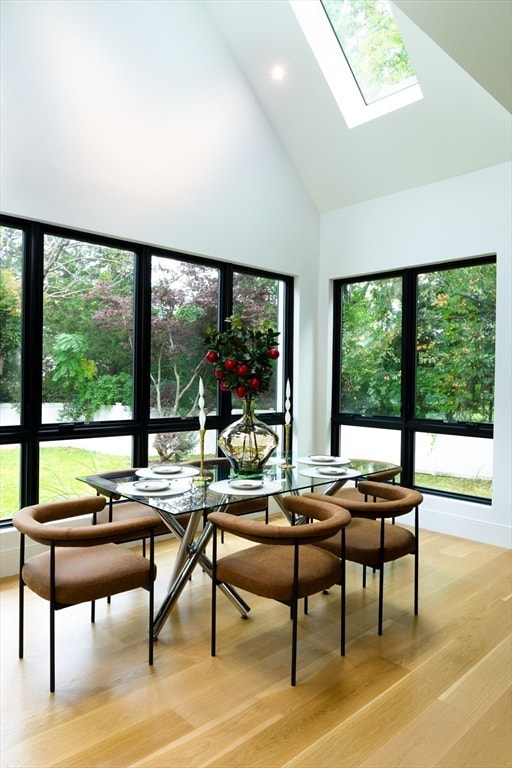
[1, 528, 510, 768]
[353, 636, 512, 768]
[434, 689, 512, 768]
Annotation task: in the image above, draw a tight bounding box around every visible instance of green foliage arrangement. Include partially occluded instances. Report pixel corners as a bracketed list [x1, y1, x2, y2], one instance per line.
[204, 315, 280, 399]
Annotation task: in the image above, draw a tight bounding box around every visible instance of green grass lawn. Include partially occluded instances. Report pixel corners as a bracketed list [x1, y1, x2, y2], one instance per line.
[0, 446, 134, 519]
[415, 472, 492, 498]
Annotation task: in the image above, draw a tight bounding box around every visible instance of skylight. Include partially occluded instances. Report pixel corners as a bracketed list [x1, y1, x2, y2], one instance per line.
[289, 0, 423, 128]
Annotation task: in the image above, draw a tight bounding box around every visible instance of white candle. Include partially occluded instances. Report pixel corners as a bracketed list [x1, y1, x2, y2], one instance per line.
[285, 378, 291, 424]
[198, 377, 206, 430]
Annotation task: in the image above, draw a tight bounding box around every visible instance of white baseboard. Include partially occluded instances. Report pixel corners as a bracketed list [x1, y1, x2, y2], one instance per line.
[410, 507, 512, 548]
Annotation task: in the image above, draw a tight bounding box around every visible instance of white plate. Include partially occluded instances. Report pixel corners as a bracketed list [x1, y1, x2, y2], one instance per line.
[297, 456, 351, 466]
[150, 465, 182, 475]
[228, 479, 264, 490]
[133, 479, 170, 492]
[209, 479, 284, 496]
[117, 480, 190, 497]
[299, 467, 360, 482]
[135, 466, 199, 479]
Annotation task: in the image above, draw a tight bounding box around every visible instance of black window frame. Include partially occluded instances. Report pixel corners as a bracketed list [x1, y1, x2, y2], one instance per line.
[0, 214, 294, 522]
[331, 255, 495, 504]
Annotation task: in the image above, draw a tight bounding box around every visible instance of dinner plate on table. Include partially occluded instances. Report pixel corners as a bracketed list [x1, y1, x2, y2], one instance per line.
[228, 479, 264, 491]
[116, 480, 191, 497]
[299, 466, 360, 482]
[135, 466, 200, 479]
[149, 465, 182, 475]
[209, 478, 284, 496]
[297, 455, 351, 466]
[316, 466, 348, 476]
[134, 479, 170, 492]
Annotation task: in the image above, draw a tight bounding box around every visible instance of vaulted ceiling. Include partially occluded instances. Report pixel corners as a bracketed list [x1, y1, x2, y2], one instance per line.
[206, 0, 512, 213]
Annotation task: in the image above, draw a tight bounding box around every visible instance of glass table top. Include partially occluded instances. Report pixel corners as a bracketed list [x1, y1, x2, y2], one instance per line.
[78, 456, 399, 517]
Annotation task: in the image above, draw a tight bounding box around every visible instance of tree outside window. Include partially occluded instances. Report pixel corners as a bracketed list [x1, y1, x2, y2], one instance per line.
[335, 258, 495, 500]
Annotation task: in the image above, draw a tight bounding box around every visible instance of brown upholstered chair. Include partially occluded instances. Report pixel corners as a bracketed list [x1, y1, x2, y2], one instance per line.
[13, 496, 158, 692]
[331, 465, 403, 504]
[305, 480, 423, 635]
[208, 495, 351, 686]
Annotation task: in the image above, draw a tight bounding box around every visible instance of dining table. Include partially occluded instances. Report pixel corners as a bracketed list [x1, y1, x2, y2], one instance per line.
[78, 455, 398, 638]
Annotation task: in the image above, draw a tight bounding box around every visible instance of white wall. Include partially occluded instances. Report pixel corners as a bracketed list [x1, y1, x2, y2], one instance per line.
[0, 0, 318, 272]
[0, 0, 320, 576]
[317, 162, 512, 547]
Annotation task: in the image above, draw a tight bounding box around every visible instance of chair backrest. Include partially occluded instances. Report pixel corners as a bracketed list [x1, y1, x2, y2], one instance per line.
[304, 483, 422, 520]
[343, 480, 423, 517]
[366, 466, 402, 483]
[14, 496, 161, 547]
[357, 481, 423, 513]
[208, 495, 351, 546]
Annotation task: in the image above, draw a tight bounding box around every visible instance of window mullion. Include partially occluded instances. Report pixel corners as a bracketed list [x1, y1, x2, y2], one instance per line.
[401, 270, 417, 486]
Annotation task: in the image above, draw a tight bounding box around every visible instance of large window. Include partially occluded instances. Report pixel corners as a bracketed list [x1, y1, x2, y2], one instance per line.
[232, 270, 285, 414]
[340, 275, 402, 417]
[333, 257, 495, 501]
[0, 216, 293, 521]
[415, 264, 495, 423]
[149, 256, 219, 421]
[42, 235, 135, 423]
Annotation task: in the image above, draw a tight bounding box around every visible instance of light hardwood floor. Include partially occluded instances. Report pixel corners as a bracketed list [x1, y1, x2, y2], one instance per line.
[1, 520, 511, 768]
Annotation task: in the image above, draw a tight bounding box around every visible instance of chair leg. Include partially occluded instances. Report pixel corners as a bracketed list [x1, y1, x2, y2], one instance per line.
[149, 531, 155, 665]
[50, 544, 56, 693]
[211, 527, 218, 658]
[378, 565, 384, 636]
[414, 505, 419, 616]
[341, 528, 346, 656]
[18, 533, 25, 660]
[414, 551, 419, 615]
[290, 597, 298, 687]
[377, 518, 386, 635]
[50, 602, 56, 693]
[290, 543, 299, 686]
[18, 581, 25, 659]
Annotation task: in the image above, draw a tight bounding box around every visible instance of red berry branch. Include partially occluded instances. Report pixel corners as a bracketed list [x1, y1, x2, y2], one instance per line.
[203, 315, 280, 398]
